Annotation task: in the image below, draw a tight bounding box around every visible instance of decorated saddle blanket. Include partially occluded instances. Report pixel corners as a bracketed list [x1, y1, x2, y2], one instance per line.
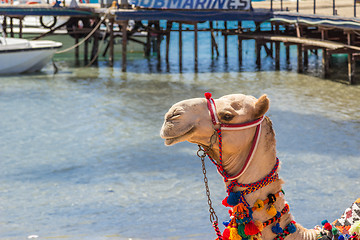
[333, 198, 360, 235]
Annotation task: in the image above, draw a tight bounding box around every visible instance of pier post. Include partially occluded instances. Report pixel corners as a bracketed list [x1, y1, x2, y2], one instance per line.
[165, 21, 172, 66]
[90, 18, 100, 65]
[224, 21, 228, 59]
[297, 44, 303, 73]
[255, 22, 261, 68]
[304, 47, 308, 69]
[321, 29, 329, 78]
[155, 21, 161, 70]
[194, 22, 198, 71]
[145, 21, 151, 57]
[84, 38, 89, 63]
[75, 36, 79, 64]
[19, 17, 23, 38]
[179, 22, 183, 71]
[2, 17, 6, 37]
[275, 24, 280, 70]
[210, 21, 214, 57]
[121, 20, 128, 72]
[10, 17, 14, 37]
[347, 32, 356, 84]
[238, 21, 242, 66]
[285, 25, 290, 64]
[109, 18, 114, 66]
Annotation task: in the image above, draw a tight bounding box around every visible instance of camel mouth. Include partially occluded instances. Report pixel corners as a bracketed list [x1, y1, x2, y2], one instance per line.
[162, 126, 194, 146]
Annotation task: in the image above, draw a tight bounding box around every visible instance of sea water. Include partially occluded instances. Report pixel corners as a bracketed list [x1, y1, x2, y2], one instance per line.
[0, 22, 359, 240]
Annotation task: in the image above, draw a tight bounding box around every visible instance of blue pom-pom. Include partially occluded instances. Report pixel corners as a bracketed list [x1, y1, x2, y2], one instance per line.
[223, 220, 230, 227]
[338, 235, 345, 240]
[227, 191, 241, 206]
[275, 211, 281, 218]
[272, 223, 283, 234]
[321, 220, 329, 226]
[287, 223, 297, 233]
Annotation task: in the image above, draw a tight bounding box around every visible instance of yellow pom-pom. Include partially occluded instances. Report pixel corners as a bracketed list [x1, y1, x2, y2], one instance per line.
[266, 205, 277, 217]
[230, 227, 242, 240]
[254, 199, 264, 211]
[349, 220, 360, 235]
[254, 220, 264, 232]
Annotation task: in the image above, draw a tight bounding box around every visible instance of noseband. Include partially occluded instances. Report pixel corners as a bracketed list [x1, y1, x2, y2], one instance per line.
[204, 92, 264, 181]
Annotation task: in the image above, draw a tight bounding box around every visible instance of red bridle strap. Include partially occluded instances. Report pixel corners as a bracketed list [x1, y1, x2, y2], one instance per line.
[204, 92, 265, 181]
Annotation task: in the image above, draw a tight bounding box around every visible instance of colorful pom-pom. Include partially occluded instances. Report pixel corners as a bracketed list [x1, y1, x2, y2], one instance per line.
[230, 227, 242, 240]
[321, 220, 329, 226]
[338, 235, 345, 240]
[227, 192, 241, 206]
[287, 222, 297, 234]
[266, 205, 277, 217]
[238, 224, 248, 238]
[223, 227, 230, 240]
[204, 92, 212, 99]
[272, 223, 283, 234]
[244, 221, 260, 236]
[254, 199, 264, 211]
[223, 197, 232, 207]
[332, 227, 339, 235]
[223, 220, 231, 227]
[324, 222, 332, 231]
[254, 220, 264, 232]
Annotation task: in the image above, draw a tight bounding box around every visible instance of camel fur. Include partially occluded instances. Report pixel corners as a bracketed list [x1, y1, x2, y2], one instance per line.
[160, 93, 354, 240]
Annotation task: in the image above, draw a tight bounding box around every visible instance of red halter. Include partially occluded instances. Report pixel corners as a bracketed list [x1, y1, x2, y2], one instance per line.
[204, 92, 264, 181]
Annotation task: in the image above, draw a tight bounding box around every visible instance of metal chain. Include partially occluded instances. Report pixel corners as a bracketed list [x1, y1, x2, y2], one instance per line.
[197, 145, 219, 224]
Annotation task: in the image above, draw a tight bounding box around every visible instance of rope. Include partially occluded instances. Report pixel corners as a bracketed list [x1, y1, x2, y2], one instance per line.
[85, 19, 109, 67]
[55, 10, 110, 54]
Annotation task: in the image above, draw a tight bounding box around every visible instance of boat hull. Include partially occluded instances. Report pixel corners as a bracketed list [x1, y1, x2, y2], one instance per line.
[0, 38, 62, 74]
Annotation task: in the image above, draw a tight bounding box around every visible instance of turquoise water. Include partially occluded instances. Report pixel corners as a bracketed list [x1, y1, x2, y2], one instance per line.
[0, 22, 359, 239]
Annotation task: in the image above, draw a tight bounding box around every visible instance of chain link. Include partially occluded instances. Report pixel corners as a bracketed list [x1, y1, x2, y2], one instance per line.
[197, 145, 218, 224]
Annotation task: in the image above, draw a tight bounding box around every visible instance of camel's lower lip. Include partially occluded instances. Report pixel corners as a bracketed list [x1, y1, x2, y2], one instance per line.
[162, 126, 194, 146]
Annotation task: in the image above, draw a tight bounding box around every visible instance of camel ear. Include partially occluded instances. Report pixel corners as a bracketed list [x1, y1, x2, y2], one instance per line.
[254, 94, 269, 119]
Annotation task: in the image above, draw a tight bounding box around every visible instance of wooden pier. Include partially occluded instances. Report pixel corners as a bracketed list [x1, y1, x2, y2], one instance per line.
[1, 0, 360, 84]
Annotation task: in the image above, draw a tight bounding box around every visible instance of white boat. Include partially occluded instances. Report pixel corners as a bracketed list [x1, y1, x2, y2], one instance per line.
[0, 37, 62, 74]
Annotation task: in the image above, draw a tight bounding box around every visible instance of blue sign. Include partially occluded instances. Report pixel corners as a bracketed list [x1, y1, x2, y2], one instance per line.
[128, 0, 251, 10]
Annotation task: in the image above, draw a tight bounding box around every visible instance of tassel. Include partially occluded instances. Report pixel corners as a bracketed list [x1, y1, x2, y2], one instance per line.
[266, 205, 277, 217]
[272, 223, 283, 234]
[223, 227, 230, 240]
[254, 220, 264, 232]
[228, 192, 241, 206]
[223, 197, 232, 207]
[254, 199, 264, 211]
[324, 222, 333, 231]
[230, 227, 242, 240]
[287, 222, 297, 233]
[244, 221, 260, 236]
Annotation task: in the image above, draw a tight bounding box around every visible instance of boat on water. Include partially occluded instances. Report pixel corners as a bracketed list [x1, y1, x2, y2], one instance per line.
[0, 37, 62, 74]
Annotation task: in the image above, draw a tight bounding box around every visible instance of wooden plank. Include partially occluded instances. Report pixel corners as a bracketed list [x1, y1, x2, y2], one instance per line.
[238, 32, 360, 51]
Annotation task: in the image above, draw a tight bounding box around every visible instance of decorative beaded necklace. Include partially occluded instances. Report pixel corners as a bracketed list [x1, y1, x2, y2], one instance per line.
[198, 93, 297, 240]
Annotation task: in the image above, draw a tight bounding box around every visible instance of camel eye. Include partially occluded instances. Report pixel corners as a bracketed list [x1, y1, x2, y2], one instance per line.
[222, 113, 234, 121]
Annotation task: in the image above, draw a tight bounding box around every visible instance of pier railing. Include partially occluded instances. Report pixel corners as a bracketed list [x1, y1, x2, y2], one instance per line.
[262, 0, 360, 18]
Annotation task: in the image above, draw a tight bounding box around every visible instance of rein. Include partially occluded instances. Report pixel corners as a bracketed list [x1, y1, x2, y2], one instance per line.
[198, 93, 295, 240]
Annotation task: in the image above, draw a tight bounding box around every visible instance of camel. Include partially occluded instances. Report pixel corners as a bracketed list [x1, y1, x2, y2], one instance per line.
[160, 93, 360, 240]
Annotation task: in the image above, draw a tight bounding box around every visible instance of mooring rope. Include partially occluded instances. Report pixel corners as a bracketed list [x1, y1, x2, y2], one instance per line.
[55, 10, 110, 54]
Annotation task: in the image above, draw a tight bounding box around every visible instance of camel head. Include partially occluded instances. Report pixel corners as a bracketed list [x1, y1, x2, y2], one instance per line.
[160, 93, 270, 154]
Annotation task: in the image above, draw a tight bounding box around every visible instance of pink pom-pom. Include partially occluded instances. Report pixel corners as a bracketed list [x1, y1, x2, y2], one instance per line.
[324, 222, 332, 231]
[204, 92, 212, 99]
